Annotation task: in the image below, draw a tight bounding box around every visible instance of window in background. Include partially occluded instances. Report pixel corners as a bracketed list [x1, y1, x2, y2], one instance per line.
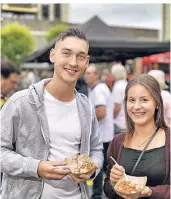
[42, 4, 49, 19]
[54, 4, 60, 19]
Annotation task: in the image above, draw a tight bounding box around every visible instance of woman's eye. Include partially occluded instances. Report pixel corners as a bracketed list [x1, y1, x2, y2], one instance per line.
[143, 99, 148, 102]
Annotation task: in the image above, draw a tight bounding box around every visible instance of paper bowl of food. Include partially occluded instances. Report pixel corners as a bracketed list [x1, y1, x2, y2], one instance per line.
[114, 175, 147, 199]
[65, 154, 98, 177]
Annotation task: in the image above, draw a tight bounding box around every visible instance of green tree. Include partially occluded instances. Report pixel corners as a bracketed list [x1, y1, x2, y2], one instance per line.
[1, 22, 34, 64]
[46, 23, 70, 42]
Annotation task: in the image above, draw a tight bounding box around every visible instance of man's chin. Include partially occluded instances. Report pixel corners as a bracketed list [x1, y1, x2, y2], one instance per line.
[64, 78, 77, 84]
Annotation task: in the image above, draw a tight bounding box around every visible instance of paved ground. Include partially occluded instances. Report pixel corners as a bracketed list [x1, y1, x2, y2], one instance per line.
[88, 179, 108, 199]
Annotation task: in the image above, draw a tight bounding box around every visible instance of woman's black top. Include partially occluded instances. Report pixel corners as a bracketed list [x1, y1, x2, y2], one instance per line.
[117, 146, 165, 198]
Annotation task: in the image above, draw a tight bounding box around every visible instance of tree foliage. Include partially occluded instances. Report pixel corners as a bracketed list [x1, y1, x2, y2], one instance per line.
[1, 22, 34, 64]
[46, 23, 70, 42]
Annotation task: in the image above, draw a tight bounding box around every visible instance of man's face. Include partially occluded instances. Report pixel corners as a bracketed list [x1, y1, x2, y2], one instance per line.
[1, 73, 19, 96]
[84, 66, 97, 85]
[49, 36, 89, 84]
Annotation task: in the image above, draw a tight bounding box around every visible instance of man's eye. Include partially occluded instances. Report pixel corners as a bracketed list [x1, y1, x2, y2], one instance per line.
[78, 55, 86, 60]
[128, 99, 134, 102]
[63, 52, 70, 55]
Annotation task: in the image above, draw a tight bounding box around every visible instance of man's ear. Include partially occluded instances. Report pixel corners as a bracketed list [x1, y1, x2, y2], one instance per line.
[49, 48, 55, 63]
[86, 55, 90, 68]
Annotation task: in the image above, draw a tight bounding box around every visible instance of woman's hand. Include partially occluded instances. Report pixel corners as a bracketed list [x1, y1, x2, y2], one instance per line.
[110, 164, 125, 184]
[140, 186, 152, 197]
[117, 186, 152, 199]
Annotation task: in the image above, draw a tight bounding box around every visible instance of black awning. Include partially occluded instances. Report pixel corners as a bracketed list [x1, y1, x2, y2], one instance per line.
[22, 16, 170, 63]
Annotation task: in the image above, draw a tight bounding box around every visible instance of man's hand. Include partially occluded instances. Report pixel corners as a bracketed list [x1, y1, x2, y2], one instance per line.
[70, 166, 99, 183]
[37, 161, 71, 180]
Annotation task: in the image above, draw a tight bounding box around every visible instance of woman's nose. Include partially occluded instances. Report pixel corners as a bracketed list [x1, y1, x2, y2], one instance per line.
[134, 101, 142, 109]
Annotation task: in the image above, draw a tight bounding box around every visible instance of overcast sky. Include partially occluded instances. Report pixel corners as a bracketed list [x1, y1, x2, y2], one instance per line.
[68, 4, 162, 29]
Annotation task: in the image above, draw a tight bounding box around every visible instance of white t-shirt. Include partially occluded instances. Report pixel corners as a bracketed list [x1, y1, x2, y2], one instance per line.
[161, 90, 171, 127]
[88, 83, 114, 143]
[112, 79, 127, 129]
[41, 89, 82, 199]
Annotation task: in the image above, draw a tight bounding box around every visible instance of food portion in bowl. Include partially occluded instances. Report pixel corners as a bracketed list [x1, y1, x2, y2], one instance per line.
[116, 180, 144, 194]
[65, 154, 98, 176]
[114, 175, 147, 198]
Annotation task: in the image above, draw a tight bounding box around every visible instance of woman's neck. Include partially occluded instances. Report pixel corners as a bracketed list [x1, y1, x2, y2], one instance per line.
[45, 76, 76, 102]
[134, 122, 157, 138]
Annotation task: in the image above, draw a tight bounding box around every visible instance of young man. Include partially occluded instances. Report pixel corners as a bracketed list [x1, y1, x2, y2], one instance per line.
[84, 64, 113, 199]
[1, 28, 103, 199]
[0, 60, 20, 109]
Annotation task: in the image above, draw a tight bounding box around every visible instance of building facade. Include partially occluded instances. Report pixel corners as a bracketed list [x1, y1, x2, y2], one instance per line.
[1, 4, 160, 51]
[1, 4, 69, 49]
[162, 4, 170, 41]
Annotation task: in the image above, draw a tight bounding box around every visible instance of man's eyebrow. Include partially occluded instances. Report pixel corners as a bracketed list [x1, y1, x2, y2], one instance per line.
[61, 48, 71, 51]
[79, 51, 87, 55]
[61, 48, 87, 54]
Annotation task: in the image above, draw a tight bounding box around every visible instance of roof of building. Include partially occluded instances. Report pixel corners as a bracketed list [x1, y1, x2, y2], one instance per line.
[22, 15, 170, 63]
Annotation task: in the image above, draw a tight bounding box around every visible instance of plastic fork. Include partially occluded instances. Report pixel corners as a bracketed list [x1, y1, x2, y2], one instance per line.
[110, 156, 128, 180]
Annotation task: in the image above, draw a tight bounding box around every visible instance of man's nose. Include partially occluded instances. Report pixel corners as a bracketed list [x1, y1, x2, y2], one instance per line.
[69, 55, 77, 67]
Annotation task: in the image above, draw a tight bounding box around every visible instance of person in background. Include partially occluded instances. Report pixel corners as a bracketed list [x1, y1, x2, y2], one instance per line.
[148, 70, 171, 128]
[111, 64, 127, 134]
[104, 74, 170, 199]
[17, 70, 30, 90]
[1, 28, 103, 199]
[76, 76, 88, 96]
[101, 68, 114, 91]
[0, 60, 20, 109]
[85, 64, 113, 199]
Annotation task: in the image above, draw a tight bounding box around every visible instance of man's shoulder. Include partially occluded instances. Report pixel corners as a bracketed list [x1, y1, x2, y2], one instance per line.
[76, 91, 94, 110]
[93, 83, 109, 94]
[9, 89, 29, 102]
[76, 91, 88, 99]
[161, 90, 171, 97]
[96, 82, 108, 89]
[76, 91, 89, 103]
[116, 80, 127, 89]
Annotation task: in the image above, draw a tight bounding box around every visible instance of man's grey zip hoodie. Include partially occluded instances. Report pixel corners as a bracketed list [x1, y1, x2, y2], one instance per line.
[0, 79, 103, 199]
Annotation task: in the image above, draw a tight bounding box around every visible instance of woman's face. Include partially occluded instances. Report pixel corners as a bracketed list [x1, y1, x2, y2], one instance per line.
[127, 84, 157, 127]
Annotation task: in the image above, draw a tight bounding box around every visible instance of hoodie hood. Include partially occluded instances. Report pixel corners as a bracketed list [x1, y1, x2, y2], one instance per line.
[28, 78, 90, 111]
[29, 78, 52, 110]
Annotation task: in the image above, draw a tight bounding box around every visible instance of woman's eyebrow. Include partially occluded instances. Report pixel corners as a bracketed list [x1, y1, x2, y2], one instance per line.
[140, 96, 149, 98]
[128, 96, 148, 98]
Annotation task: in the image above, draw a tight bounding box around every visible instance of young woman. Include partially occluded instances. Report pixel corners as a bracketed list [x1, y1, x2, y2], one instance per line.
[104, 74, 170, 199]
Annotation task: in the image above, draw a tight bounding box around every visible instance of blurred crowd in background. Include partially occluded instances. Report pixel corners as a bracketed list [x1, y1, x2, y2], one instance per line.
[0, 3, 170, 199]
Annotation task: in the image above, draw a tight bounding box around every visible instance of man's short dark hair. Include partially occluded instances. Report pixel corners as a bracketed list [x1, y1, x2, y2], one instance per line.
[56, 28, 89, 45]
[1, 60, 20, 78]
